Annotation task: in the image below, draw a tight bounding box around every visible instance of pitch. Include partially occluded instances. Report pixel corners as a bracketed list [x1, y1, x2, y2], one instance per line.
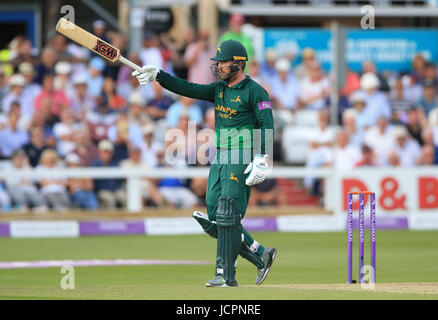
[0, 231, 437, 300]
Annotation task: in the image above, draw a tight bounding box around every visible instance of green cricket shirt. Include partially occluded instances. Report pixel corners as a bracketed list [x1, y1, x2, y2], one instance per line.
[156, 70, 274, 154]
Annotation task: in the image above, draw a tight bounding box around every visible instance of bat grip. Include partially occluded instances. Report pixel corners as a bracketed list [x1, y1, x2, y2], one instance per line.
[119, 56, 143, 73]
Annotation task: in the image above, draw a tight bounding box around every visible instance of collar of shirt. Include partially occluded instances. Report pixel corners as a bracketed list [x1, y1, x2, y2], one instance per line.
[227, 75, 251, 89]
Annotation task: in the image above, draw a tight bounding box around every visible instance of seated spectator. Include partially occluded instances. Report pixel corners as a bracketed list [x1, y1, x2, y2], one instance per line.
[364, 116, 395, 166]
[420, 127, 438, 165]
[166, 96, 203, 128]
[345, 92, 368, 137]
[54, 61, 74, 97]
[298, 60, 330, 110]
[4, 149, 48, 213]
[36, 148, 70, 211]
[417, 144, 436, 166]
[405, 107, 426, 146]
[34, 46, 57, 85]
[248, 59, 271, 94]
[102, 77, 126, 111]
[354, 145, 377, 168]
[184, 30, 216, 85]
[410, 53, 426, 85]
[248, 179, 287, 207]
[9, 37, 39, 71]
[0, 68, 8, 107]
[270, 58, 300, 111]
[359, 73, 391, 127]
[86, 57, 105, 98]
[120, 146, 164, 207]
[388, 151, 402, 167]
[127, 92, 151, 127]
[260, 48, 278, 83]
[417, 79, 437, 118]
[34, 73, 70, 118]
[389, 76, 413, 124]
[72, 128, 98, 166]
[2, 74, 27, 114]
[423, 62, 438, 87]
[140, 123, 162, 168]
[294, 47, 316, 81]
[155, 148, 198, 209]
[327, 130, 362, 170]
[145, 82, 175, 121]
[91, 140, 126, 210]
[86, 95, 118, 143]
[390, 125, 422, 167]
[108, 112, 142, 149]
[304, 109, 335, 194]
[361, 60, 390, 92]
[23, 126, 48, 167]
[53, 108, 86, 157]
[0, 110, 29, 159]
[18, 62, 42, 117]
[117, 59, 155, 105]
[140, 30, 164, 71]
[65, 153, 98, 210]
[69, 73, 96, 121]
[1, 101, 32, 132]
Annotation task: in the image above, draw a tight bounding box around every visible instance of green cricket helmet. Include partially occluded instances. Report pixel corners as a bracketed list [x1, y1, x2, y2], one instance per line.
[210, 39, 247, 83]
[211, 39, 248, 62]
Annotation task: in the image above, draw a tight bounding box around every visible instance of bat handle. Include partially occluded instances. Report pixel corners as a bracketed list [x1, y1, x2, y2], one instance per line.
[119, 56, 143, 73]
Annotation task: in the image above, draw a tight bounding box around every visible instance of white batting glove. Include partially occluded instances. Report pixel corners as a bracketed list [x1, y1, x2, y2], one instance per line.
[244, 154, 270, 186]
[131, 65, 159, 85]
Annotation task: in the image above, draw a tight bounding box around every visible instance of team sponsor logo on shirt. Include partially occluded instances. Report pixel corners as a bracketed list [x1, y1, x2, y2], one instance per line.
[215, 104, 237, 119]
[257, 101, 272, 110]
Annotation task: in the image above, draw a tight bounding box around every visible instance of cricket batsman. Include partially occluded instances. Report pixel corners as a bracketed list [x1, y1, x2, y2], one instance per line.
[132, 39, 277, 287]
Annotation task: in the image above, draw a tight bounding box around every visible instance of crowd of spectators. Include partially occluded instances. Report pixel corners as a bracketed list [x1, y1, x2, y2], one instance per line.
[0, 14, 438, 211]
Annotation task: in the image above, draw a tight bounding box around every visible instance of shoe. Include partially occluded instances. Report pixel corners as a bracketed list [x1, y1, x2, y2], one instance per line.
[256, 248, 277, 285]
[205, 275, 238, 287]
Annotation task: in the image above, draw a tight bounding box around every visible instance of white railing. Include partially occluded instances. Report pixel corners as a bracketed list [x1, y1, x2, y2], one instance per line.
[0, 166, 334, 213]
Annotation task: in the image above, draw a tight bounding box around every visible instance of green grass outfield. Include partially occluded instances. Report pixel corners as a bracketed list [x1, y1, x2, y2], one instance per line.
[0, 230, 437, 300]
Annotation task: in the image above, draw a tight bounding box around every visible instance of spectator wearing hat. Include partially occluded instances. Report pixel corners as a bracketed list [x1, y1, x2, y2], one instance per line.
[294, 47, 317, 81]
[127, 92, 151, 127]
[4, 149, 48, 213]
[417, 79, 437, 118]
[22, 126, 48, 167]
[347, 90, 372, 131]
[218, 13, 255, 68]
[120, 146, 164, 207]
[34, 47, 57, 85]
[140, 123, 162, 168]
[363, 116, 395, 166]
[359, 72, 391, 127]
[298, 60, 331, 110]
[342, 108, 364, 147]
[166, 96, 203, 128]
[87, 57, 105, 98]
[140, 30, 163, 71]
[18, 62, 42, 116]
[36, 148, 71, 211]
[54, 61, 74, 97]
[270, 58, 300, 111]
[91, 140, 126, 209]
[34, 73, 70, 118]
[66, 153, 98, 210]
[389, 125, 422, 167]
[69, 73, 96, 121]
[1, 74, 27, 115]
[0, 109, 29, 159]
[361, 60, 390, 92]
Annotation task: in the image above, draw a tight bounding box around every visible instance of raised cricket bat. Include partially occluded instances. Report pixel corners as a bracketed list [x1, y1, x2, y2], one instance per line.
[55, 17, 143, 72]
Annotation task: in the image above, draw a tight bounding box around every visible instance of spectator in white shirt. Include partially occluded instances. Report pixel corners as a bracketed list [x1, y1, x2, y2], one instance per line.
[342, 105, 364, 146]
[298, 60, 330, 110]
[0, 110, 29, 158]
[390, 125, 422, 167]
[2, 74, 27, 115]
[69, 73, 96, 121]
[140, 123, 162, 168]
[270, 58, 300, 111]
[54, 61, 74, 97]
[364, 116, 395, 166]
[140, 30, 163, 71]
[359, 72, 391, 126]
[327, 130, 362, 170]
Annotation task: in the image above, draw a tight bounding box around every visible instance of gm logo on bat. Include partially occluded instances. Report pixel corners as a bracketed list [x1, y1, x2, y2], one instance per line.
[94, 40, 118, 61]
